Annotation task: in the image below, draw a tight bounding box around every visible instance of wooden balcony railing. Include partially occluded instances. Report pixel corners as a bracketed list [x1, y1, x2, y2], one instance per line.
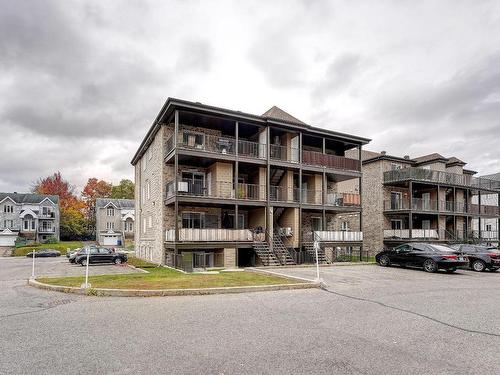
[302, 150, 360, 171]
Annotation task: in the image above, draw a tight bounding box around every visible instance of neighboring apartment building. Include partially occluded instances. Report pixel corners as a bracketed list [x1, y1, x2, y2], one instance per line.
[472, 172, 500, 245]
[0, 192, 60, 246]
[353, 151, 500, 252]
[131, 98, 370, 270]
[95, 198, 135, 246]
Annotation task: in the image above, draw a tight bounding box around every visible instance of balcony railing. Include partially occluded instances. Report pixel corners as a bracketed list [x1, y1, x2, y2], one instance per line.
[238, 139, 266, 159]
[178, 131, 236, 155]
[302, 190, 323, 205]
[269, 186, 300, 202]
[383, 229, 439, 240]
[302, 150, 361, 172]
[384, 199, 499, 215]
[384, 167, 500, 190]
[165, 228, 253, 242]
[167, 180, 267, 201]
[236, 183, 266, 200]
[314, 231, 363, 242]
[38, 212, 56, 219]
[38, 227, 56, 233]
[325, 192, 361, 207]
[383, 229, 499, 241]
[270, 144, 299, 163]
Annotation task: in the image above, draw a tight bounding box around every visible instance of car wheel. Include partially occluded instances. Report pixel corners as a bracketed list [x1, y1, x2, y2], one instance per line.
[423, 259, 438, 273]
[114, 258, 122, 265]
[378, 255, 391, 267]
[489, 267, 499, 272]
[472, 260, 486, 272]
[81, 259, 87, 267]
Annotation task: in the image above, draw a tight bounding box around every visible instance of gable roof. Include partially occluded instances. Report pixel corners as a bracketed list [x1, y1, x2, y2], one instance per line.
[262, 106, 306, 125]
[446, 156, 466, 166]
[96, 198, 135, 209]
[0, 192, 59, 205]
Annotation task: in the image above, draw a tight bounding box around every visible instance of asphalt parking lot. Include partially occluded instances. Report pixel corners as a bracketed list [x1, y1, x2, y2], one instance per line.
[0, 259, 499, 375]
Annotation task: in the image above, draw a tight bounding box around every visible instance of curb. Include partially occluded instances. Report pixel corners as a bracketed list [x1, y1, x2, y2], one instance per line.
[255, 262, 376, 269]
[28, 279, 319, 297]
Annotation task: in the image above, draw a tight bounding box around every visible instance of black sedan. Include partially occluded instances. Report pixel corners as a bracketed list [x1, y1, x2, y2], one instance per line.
[376, 243, 467, 273]
[450, 244, 500, 272]
[75, 247, 127, 266]
[26, 249, 61, 258]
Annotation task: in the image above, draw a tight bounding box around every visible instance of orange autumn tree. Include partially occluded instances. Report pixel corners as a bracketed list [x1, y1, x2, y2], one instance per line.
[81, 177, 113, 231]
[32, 172, 86, 240]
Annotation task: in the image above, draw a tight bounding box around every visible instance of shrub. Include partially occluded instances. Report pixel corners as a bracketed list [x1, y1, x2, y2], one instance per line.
[44, 236, 59, 244]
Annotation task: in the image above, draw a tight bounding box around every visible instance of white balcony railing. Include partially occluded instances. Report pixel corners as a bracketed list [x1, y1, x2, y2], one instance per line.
[314, 231, 363, 242]
[165, 228, 253, 242]
[383, 229, 411, 239]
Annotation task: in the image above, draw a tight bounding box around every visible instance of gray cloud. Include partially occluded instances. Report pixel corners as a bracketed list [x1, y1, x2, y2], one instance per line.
[1, 0, 499, 193]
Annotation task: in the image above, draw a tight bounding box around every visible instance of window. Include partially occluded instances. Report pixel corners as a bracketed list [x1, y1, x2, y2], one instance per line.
[147, 180, 151, 200]
[391, 220, 402, 230]
[143, 218, 146, 233]
[341, 221, 349, 231]
[106, 222, 114, 230]
[4, 220, 13, 228]
[183, 131, 205, 148]
[31, 221, 35, 230]
[422, 165, 431, 170]
[486, 224, 492, 231]
[148, 216, 152, 228]
[390, 163, 402, 170]
[42, 206, 52, 217]
[182, 212, 204, 229]
[395, 244, 411, 253]
[142, 186, 146, 204]
[107, 207, 115, 216]
[390, 192, 402, 209]
[24, 220, 29, 230]
[4, 205, 13, 213]
[126, 221, 133, 232]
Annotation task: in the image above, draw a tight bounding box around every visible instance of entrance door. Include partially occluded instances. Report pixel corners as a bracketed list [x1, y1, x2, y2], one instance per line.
[422, 193, 431, 211]
[391, 192, 402, 209]
[311, 217, 322, 232]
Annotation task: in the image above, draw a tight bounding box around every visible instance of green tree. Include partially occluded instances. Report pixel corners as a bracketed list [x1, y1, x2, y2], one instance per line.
[111, 179, 135, 199]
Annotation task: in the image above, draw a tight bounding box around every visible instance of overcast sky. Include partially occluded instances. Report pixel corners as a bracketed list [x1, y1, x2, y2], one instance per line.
[1, 0, 500, 193]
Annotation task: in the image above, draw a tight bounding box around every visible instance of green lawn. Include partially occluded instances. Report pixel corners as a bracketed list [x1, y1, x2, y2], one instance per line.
[37, 257, 300, 290]
[13, 241, 84, 256]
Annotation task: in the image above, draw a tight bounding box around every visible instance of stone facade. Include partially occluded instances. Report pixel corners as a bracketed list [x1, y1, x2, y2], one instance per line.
[95, 198, 135, 245]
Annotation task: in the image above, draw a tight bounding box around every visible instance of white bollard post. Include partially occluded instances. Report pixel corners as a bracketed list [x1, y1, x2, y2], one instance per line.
[31, 250, 36, 279]
[314, 240, 321, 283]
[81, 248, 91, 289]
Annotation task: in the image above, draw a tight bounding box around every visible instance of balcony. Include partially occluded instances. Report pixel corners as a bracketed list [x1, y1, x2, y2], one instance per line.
[384, 199, 499, 216]
[165, 228, 253, 242]
[270, 144, 299, 163]
[302, 150, 361, 172]
[165, 131, 267, 160]
[166, 180, 266, 201]
[383, 229, 499, 241]
[238, 139, 266, 159]
[314, 231, 363, 242]
[269, 186, 299, 203]
[384, 167, 500, 190]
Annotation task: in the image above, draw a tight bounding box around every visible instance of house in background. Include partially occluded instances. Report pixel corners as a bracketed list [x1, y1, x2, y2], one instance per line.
[131, 98, 369, 270]
[472, 172, 500, 246]
[351, 150, 500, 252]
[95, 198, 135, 246]
[0, 192, 60, 246]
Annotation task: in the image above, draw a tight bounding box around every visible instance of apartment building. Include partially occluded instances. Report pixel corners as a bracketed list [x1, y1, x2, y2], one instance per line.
[95, 198, 135, 246]
[354, 151, 500, 252]
[131, 98, 369, 270]
[0, 192, 60, 246]
[472, 172, 500, 245]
